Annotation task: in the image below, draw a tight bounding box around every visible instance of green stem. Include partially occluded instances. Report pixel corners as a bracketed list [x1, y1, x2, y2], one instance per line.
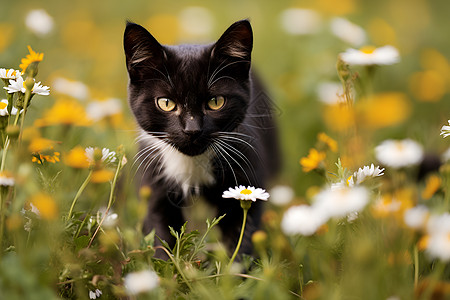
[414, 245, 419, 288]
[0, 190, 5, 257]
[154, 246, 194, 291]
[88, 154, 124, 248]
[67, 170, 93, 220]
[0, 138, 9, 172]
[228, 207, 248, 268]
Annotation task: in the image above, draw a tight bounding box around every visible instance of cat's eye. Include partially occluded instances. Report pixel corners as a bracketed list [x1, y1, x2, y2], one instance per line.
[157, 97, 176, 112]
[207, 96, 225, 111]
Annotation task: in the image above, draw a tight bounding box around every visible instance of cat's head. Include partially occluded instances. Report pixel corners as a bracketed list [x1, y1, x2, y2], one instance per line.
[124, 20, 253, 156]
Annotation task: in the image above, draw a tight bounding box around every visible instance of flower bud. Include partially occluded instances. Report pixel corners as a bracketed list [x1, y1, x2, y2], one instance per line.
[25, 61, 39, 78]
[25, 77, 35, 92]
[6, 125, 20, 140]
[251, 230, 267, 252]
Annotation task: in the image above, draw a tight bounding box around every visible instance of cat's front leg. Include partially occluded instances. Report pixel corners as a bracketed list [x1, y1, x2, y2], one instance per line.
[142, 186, 185, 259]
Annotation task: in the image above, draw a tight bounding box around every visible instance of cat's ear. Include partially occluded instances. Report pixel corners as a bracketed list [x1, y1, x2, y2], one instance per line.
[213, 19, 253, 61]
[123, 22, 165, 80]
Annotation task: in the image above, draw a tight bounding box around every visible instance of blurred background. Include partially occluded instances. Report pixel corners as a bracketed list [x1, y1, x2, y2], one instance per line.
[1, 0, 450, 194]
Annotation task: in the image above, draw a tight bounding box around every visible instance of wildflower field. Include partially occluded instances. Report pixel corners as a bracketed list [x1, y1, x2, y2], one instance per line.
[1, 0, 450, 299]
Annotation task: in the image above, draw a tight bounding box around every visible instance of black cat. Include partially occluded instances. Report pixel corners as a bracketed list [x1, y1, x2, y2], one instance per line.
[123, 19, 279, 258]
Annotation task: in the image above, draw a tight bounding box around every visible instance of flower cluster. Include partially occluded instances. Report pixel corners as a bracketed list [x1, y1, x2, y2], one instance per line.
[282, 185, 369, 236]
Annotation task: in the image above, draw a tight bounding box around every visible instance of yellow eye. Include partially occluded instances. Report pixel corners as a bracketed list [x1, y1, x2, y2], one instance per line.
[157, 98, 176, 112]
[207, 96, 225, 110]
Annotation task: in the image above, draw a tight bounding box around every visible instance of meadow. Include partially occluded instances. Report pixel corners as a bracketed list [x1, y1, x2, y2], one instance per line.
[0, 0, 450, 299]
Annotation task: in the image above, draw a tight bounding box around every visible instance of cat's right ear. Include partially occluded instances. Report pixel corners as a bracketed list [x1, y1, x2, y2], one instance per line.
[123, 22, 165, 81]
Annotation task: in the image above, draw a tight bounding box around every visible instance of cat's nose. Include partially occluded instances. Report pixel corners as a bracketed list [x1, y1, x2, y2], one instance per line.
[183, 116, 202, 138]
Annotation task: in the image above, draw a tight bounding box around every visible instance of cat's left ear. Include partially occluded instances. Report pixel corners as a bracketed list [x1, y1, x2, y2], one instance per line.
[213, 19, 253, 62]
[123, 22, 166, 81]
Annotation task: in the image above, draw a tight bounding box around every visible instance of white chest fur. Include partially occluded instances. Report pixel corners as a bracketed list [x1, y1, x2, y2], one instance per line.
[141, 133, 215, 195]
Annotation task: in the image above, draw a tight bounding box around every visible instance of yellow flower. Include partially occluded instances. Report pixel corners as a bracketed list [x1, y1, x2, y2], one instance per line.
[409, 70, 446, 102]
[28, 137, 58, 153]
[34, 99, 92, 127]
[64, 146, 89, 169]
[322, 104, 355, 132]
[0, 23, 15, 53]
[19, 45, 44, 73]
[317, 132, 338, 152]
[372, 189, 415, 220]
[300, 148, 326, 172]
[30, 193, 58, 220]
[32, 152, 60, 164]
[421, 174, 441, 200]
[358, 92, 411, 128]
[91, 169, 114, 183]
[418, 235, 430, 251]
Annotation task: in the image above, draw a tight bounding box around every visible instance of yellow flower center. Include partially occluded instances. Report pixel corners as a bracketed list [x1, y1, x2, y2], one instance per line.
[240, 189, 252, 195]
[360, 46, 376, 54]
[0, 102, 7, 110]
[346, 175, 353, 185]
[395, 141, 404, 151]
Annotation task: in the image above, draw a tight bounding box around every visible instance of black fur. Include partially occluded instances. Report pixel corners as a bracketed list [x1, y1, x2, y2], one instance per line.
[124, 20, 279, 258]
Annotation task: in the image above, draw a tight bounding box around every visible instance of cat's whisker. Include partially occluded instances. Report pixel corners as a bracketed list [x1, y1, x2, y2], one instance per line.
[133, 139, 166, 163]
[133, 142, 168, 178]
[208, 76, 236, 87]
[216, 135, 258, 152]
[208, 144, 226, 180]
[214, 138, 257, 181]
[141, 140, 171, 179]
[216, 134, 264, 166]
[213, 141, 251, 184]
[207, 60, 250, 88]
[239, 122, 274, 130]
[139, 65, 174, 89]
[210, 142, 238, 185]
[217, 131, 253, 139]
[157, 142, 176, 175]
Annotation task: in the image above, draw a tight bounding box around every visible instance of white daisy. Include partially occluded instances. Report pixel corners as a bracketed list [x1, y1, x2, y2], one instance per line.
[32, 81, 50, 95]
[443, 147, 450, 162]
[124, 270, 159, 295]
[340, 45, 400, 66]
[0, 172, 14, 186]
[280, 8, 322, 35]
[0, 99, 9, 116]
[94, 207, 118, 228]
[314, 186, 369, 219]
[85, 147, 117, 166]
[4, 77, 26, 94]
[441, 120, 450, 138]
[222, 185, 270, 201]
[269, 185, 294, 206]
[426, 233, 450, 262]
[404, 205, 429, 230]
[425, 213, 450, 261]
[4, 77, 50, 96]
[86, 98, 122, 121]
[25, 9, 54, 37]
[375, 139, 424, 168]
[316, 82, 345, 105]
[330, 17, 366, 47]
[52, 77, 89, 100]
[0, 68, 22, 80]
[352, 164, 385, 185]
[281, 205, 328, 236]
